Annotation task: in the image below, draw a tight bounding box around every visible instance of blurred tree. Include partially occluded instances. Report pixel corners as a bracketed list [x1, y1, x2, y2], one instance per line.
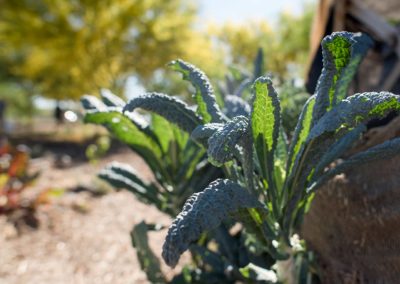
[208, 21, 275, 70]
[0, 83, 35, 120]
[0, 54, 35, 121]
[0, 0, 222, 100]
[209, 4, 314, 80]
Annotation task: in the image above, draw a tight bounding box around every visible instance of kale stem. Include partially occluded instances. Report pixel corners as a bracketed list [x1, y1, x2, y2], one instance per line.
[284, 138, 315, 235]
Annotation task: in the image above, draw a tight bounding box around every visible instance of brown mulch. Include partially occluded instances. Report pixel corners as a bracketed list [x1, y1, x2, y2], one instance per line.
[0, 148, 184, 284]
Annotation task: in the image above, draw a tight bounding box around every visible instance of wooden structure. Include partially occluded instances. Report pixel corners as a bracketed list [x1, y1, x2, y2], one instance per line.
[306, 0, 400, 94]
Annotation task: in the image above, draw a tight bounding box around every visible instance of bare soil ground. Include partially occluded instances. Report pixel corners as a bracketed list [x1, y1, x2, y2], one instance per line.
[0, 147, 182, 284]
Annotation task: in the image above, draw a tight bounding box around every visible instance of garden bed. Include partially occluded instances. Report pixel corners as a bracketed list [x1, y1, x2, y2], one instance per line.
[0, 147, 184, 284]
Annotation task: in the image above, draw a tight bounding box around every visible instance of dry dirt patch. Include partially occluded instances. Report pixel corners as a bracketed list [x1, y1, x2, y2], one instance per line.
[0, 149, 181, 284]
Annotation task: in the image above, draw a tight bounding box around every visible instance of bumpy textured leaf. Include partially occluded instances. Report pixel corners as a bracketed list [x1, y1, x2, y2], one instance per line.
[168, 59, 224, 123]
[308, 137, 400, 193]
[207, 116, 249, 167]
[84, 110, 162, 158]
[251, 77, 281, 180]
[131, 222, 166, 284]
[81, 95, 107, 112]
[191, 123, 223, 147]
[123, 92, 202, 133]
[333, 34, 372, 103]
[312, 32, 372, 123]
[286, 95, 316, 173]
[309, 92, 400, 141]
[100, 89, 125, 107]
[162, 179, 261, 267]
[223, 95, 251, 118]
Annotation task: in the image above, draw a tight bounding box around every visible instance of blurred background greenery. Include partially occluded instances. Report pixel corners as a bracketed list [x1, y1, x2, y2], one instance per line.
[0, 0, 314, 128]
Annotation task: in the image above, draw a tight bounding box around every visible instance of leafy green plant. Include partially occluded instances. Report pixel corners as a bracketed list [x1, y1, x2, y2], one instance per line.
[82, 86, 263, 283]
[81, 89, 220, 217]
[116, 31, 400, 281]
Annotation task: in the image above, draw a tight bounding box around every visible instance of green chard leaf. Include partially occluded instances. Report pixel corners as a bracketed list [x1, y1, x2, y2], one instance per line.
[162, 179, 262, 268]
[251, 77, 281, 182]
[168, 59, 225, 123]
[123, 92, 202, 133]
[312, 32, 373, 124]
[100, 89, 125, 107]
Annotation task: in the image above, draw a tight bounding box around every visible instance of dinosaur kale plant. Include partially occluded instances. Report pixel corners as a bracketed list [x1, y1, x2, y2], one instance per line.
[81, 83, 271, 282]
[81, 89, 225, 283]
[81, 89, 220, 217]
[113, 31, 400, 282]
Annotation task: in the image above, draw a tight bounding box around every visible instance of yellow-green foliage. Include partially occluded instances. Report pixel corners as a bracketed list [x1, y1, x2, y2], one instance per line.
[208, 4, 314, 79]
[0, 0, 221, 100]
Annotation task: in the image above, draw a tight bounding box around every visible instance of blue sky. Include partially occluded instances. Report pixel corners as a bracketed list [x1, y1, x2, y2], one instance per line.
[198, 0, 307, 25]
